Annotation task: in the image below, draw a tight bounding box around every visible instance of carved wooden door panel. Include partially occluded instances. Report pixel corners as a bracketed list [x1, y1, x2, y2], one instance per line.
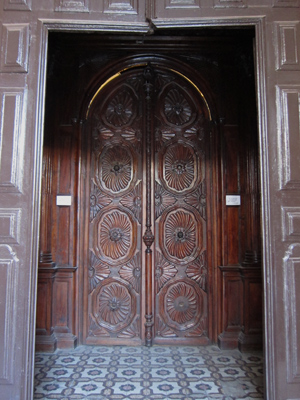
[85, 63, 210, 345]
[152, 70, 210, 345]
[86, 69, 145, 345]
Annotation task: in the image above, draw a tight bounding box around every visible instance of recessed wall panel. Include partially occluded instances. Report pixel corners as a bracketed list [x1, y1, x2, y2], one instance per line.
[273, 0, 299, 6]
[214, 0, 246, 7]
[3, 0, 31, 11]
[0, 88, 26, 193]
[55, 0, 89, 12]
[0, 24, 29, 73]
[104, 0, 138, 13]
[276, 86, 300, 190]
[276, 22, 300, 70]
[284, 244, 300, 383]
[0, 245, 18, 385]
[165, 0, 200, 8]
[0, 209, 21, 244]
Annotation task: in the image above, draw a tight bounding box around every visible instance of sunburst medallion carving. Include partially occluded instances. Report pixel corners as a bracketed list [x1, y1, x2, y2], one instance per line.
[163, 143, 196, 193]
[166, 282, 197, 325]
[164, 88, 192, 126]
[99, 145, 133, 194]
[104, 88, 135, 127]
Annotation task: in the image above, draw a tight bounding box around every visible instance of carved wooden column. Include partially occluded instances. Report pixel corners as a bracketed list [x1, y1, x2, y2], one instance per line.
[143, 64, 155, 347]
[36, 145, 57, 352]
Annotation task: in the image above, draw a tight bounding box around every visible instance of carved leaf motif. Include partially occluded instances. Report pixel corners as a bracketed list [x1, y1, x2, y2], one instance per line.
[88, 317, 110, 337]
[121, 127, 141, 146]
[186, 251, 207, 291]
[97, 282, 131, 327]
[100, 211, 131, 260]
[156, 317, 177, 337]
[164, 88, 192, 126]
[117, 317, 140, 338]
[119, 253, 141, 293]
[89, 251, 111, 293]
[120, 181, 142, 223]
[155, 250, 177, 291]
[105, 89, 134, 127]
[90, 185, 112, 221]
[100, 145, 132, 193]
[93, 122, 114, 142]
[165, 210, 196, 260]
[166, 282, 197, 325]
[154, 181, 177, 220]
[164, 143, 195, 192]
[184, 181, 206, 220]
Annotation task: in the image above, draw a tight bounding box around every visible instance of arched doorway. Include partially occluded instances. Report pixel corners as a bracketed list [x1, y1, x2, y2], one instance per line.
[37, 30, 261, 351]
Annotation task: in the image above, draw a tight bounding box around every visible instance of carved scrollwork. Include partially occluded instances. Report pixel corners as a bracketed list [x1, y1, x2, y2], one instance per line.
[184, 180, 206, 220]
[154, 181, 177, 220]
[119, 253, 141, 293]
[98, 144, 133, 194]
[155, 250, 177, 292]
[117, 317, 140, 339]
[186, 251, 207, 291]
[90, 185, 112, 221]
[88, 251, 110, 293]
[162, 142, 197, 193]
[156, 317, 177, 337]
[120, 181, 142, 223]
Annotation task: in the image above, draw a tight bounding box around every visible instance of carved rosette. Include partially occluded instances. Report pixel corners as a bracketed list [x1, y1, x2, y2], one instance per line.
[160, 279, 203, 331]
[154, 181, 177, 220]
[155, 250, 177, 291]
[186, 251, 207, 291]
[120, 181, 142, 223]
[119, 253, 141, 293]
[160, 207, 203, 264]
[103, 87, 137, 128]
[91, 278, 136, 332]
[88, 251, 110, 293]
[184, 180, 206, 220]
[90, 185, 112, 221]
[162, 143, 198, 194]
[97, 145, 134, 194]
[94, 208, 137, 265]
[163, 87, 193, 126]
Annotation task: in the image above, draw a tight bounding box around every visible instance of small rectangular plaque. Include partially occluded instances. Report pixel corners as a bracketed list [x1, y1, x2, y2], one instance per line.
[56, 195, 72, 206]
[226, 195, 241, 206]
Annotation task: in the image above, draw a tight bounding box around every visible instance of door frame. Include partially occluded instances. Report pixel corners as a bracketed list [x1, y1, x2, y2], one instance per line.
[34, 16, 272, 396]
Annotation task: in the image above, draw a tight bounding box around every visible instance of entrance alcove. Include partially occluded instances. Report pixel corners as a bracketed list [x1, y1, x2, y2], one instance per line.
[36, 27, 263, 352]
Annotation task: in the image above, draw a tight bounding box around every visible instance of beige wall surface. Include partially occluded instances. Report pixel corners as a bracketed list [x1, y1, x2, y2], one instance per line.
[0, 1, 299, 399]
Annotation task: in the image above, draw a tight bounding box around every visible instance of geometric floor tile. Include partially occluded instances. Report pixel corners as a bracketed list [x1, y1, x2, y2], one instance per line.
[34, 345, 264, 399]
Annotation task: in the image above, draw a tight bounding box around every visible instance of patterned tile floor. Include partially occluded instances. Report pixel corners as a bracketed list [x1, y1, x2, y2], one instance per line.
[34, 345, 264, 400]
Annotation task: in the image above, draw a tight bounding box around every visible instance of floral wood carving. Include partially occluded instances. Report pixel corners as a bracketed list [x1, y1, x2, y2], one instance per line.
[120, 181, 142, 223]
[91, 279, 136, 332]
[104, 87, 136, 128]
[90, 185, 112, 221]
[95, 208, 136, 264]
[186, 251, 207, 291]
[88, 251, 110, 293]
[155, 250, 177, 291]
[163, 143, 197, 193]
[161, 208, 202, 264]
[119, 253, 141, 293]
[184, 180, 206, 220]
[99, 145, 133, 194]
[163, 87, 193, 126]
[154, 181, 177, 220]
[160, 279, 203, 332]
[88, 317, 110, 337]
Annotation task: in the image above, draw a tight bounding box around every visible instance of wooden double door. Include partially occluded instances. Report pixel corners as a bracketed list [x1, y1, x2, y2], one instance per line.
[84, 63, 211, 346]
